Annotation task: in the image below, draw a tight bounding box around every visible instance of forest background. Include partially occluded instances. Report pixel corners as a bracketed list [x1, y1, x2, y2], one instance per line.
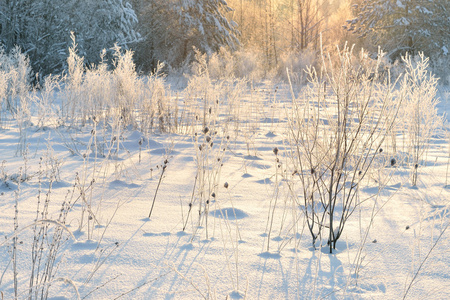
[1, 0, 449, 82]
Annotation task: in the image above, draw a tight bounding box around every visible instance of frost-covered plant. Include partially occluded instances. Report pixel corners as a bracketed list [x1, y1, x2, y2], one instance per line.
[287, 45, 402, 253]
[0, 68, 8, 126]
[0, 46, 32, 134]
[233, 48, 265, 80]
[34, 74, 62, 129]
[4, 46, 32, 115]
[184, 50, 220, 133]
[277, 48, 316, 85]
[65, 32, 85, 125]
[207, 47, 234, 81]
[400, 53, 443, 186]
[144, 63, 172, 134]
[81, 49, 112, 125]
[112, 45, 139, 128]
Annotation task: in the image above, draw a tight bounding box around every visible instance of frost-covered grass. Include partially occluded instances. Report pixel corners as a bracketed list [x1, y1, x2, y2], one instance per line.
[0, 46, 449, 299]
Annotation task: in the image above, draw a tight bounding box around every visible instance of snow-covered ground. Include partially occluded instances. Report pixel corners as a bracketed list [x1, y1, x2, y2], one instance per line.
[0, 80, 449, 300]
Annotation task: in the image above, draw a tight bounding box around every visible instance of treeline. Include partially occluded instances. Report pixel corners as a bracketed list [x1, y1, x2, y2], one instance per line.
[1, 0, 449, 77]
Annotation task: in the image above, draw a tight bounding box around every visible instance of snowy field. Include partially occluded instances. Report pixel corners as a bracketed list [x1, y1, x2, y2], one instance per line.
[1, 55, 450, 299]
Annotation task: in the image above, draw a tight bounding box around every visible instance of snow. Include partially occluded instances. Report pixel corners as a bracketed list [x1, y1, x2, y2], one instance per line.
[394, 17, 410, 26]
[396, 0, 405, 9]
[0, 81, 449, 299]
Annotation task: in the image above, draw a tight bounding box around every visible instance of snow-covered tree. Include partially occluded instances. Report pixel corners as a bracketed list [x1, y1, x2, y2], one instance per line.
[135, 0, 239, 70]
[344, 0, 450, 60]
[71, 0, 140, 63]
[0, 0, 140, 75]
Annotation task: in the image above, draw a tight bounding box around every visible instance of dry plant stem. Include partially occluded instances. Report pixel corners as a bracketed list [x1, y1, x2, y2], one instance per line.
[167, 262, 208, 300]
[183, 174, 198, 231]
[1, 219, 76, 254]
[266, 151, 280, 252]
[226, 188, 242, 241]
[445, 131, 450, 187]
[218, 207, 238, 292]
[13, 188, 19, 299]
[348, 170, 402, 287]
[95, 195, 128, 250]
[82, 274, 121, 299]
[403, 221, 449, 299]
[29, 157, 44, 295]
[148, 160, 168, 218]
[84, 242, 120, 285]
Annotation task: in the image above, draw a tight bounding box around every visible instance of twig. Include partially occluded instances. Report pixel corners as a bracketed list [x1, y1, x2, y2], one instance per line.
[148, 159, 169, 218]
[403, 221, 449, 299]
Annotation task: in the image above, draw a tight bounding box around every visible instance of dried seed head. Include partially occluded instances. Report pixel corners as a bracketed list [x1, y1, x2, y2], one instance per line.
[206, 200, 210, 204]
[189, 203, 192, 208]
[206, 136, 211, 143]
[390, 158, 396, 166]
[199, 145, 203, 151]
[406, 225, 410, 230]
[311, 168, 315, 174]
[358, 170, 362, 176]
[224, 182, 229, 188]
[211, 192, 216, 198]
[273, 147, 279, 155]
[226, 135, 230, 140]
[414, 163, 418, 169]
[209, 107, 212, 114]
[203, 127, 209, 134]
[210, 142, 214, 147]
[379, 148, 383, 153]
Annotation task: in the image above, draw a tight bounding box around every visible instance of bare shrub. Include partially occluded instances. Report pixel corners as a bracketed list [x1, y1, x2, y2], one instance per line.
[287, 45, 403, 253]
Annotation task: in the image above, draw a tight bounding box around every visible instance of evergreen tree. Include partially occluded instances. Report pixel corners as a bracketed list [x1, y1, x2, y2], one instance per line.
[0, 0, 140, 75]
[344, 0, 450, 60]
[135, 0, 239, 70]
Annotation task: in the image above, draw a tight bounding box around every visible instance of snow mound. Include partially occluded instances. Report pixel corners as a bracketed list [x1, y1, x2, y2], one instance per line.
[210, 207, 249, 220]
